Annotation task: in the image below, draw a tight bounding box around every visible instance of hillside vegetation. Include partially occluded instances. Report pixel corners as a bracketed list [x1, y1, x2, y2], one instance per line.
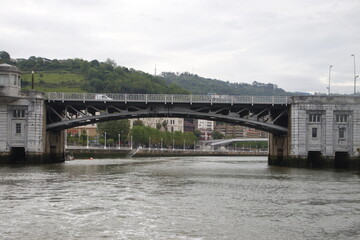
[162, 72, 288, 96]
[22, 71, 85, 92]
[1, 51, 290, 95]
[9, 54, 188, 94]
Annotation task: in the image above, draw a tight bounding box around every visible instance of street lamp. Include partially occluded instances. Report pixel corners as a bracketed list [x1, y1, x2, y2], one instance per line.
[65, 130, 68, 149]
[104, 132, 107, 149]
[351, 54, 357, 94]
[328, 65, 332, 95]
[149, 137, 151, 150]
[130, 135, 133, 150]
[161, 138, 163, 150]
[31, 71, 35, 89]
[86, 130, 89, 148]
[118, 133, 120, 149]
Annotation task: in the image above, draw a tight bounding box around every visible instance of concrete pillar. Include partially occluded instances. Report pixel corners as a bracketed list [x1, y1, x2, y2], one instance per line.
[44, 131, 65, 163]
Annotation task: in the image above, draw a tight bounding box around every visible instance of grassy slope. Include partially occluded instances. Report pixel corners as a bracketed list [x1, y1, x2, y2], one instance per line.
[21, 71, 85, 92]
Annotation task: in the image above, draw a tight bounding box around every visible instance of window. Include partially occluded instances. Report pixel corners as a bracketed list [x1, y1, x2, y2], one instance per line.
[0, 74, 8, 85]
[13, 109, 25, 118]
[10, 75, 16, 85]
[16, 123, 21, 134]
[309, 114, 321, 123]
[339, 128, 345, 138]
[312, 128, 317, 138]
[336, 114, 348, 123]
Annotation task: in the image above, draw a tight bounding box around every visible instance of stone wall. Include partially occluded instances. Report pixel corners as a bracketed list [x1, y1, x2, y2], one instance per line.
[270, 95, 360, 169]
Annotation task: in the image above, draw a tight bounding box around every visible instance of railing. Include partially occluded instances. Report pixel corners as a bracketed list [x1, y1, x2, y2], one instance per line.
[45, 92, 291, 105]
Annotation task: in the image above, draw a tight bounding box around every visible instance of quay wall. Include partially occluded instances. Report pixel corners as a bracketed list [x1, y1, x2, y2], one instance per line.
[66, 148, 267, 159]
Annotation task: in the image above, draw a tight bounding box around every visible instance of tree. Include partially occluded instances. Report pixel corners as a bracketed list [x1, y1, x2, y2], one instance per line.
[194, 130, 202, 140]
[133, 119, 144, 126]
[212, 130, 224, 139]
[107, 138, 115, 146]
[105, 58, 117, 68]
[131, 125, 197, 149]
[97, 120, 130, 142]
[0, 51, 10, 62]
[162, 120, 168, 130]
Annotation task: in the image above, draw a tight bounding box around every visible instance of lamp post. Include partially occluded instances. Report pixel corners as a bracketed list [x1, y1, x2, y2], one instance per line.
[31, 71, 35, 89]
[149, 137, 151, 150]
[118, 133, 120, 149]
[173, 139, 175, 151]
[104, 132, 107, 149]
[351, 54, 357, 94]
[65, 130, 68, 149]
[328, 65, 332, 95]
[131, 135, 133, 150]
[161, 138, 163, 150]
[86, 130, 89, 148]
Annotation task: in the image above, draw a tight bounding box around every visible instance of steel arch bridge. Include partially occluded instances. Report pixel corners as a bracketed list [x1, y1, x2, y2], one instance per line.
[45, 92, 290, 134]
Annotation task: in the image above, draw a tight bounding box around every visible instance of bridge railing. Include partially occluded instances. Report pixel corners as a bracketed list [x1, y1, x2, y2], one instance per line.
[45, 92, 290, 105]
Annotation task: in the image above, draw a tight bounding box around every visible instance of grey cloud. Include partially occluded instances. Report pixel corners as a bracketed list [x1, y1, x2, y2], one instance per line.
[1, 0, 360, 94]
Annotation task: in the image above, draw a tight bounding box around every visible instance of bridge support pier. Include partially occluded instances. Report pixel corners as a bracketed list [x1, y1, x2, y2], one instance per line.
[44, 131, 65, 163]
[0, 63, 65, 164]
[268, 133, 293, 166]
[269, 96, 360, 169]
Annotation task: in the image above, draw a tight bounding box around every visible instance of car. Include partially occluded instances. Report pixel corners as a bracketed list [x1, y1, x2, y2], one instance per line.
[95, 94, 113, 100]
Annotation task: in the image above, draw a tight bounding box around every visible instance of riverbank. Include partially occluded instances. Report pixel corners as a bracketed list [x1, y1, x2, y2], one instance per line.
[65, 147, 267, 159]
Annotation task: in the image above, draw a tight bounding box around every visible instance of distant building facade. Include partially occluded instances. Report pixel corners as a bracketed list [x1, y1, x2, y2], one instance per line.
[215, 122, 268, 138]
[184, 118, 195, 133]
[129, 118, 184, 132]
[194, 119, 214, 140]
[66, 124, 98, 137]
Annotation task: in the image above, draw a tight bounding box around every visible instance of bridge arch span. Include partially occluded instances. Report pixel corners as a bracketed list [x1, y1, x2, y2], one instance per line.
[46, 93, 289, 134]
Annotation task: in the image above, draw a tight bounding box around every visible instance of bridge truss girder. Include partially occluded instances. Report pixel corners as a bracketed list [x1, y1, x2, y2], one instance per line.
[46, 101, 289, 134]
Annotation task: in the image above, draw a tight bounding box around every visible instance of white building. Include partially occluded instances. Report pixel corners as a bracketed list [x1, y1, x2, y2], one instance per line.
[0, 64, 64, 163]
[194, 119, 214, 140]
[129, 117, 184, 132]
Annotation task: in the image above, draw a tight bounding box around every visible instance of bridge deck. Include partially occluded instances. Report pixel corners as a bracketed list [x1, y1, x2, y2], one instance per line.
[45, 92, 290, 105]
[45, 92, 290, 134]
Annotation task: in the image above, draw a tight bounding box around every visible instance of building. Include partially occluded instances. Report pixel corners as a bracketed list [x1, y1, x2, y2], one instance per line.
[194, 119, 214, 140]
[66, 124, 98, 137]
[215, 122, 268, 138]
[184, 118, 195, 133]
[129, 117, 184, 132]
[0, 63, 63, 163]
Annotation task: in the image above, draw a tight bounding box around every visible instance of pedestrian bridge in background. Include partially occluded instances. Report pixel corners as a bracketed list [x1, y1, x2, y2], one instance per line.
[45, 92, 290, 134]
[204, 138, 268, 146]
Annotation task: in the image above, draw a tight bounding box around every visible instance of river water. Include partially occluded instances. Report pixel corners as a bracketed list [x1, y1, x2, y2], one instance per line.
[1, 156, 360, 240]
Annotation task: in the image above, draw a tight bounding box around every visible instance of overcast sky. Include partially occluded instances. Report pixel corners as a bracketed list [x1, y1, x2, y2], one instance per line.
[1, 0, 360, 94]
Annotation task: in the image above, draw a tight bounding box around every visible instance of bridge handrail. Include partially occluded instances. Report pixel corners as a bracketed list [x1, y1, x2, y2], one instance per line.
[45, 92, 291, 105]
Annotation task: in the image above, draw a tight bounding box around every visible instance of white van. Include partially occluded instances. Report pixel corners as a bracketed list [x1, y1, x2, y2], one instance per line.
[95, 94, 113, 100]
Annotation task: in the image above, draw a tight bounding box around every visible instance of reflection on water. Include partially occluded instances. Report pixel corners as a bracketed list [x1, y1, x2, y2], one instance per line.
[1, 156, 360, 239]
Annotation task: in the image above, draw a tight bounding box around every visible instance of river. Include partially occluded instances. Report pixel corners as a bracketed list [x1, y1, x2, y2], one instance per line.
[1, 156, 360, 239]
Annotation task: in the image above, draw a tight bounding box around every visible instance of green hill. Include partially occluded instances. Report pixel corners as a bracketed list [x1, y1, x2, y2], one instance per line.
[1, 50, 291, 95]
[21, 71, 85, 92]
[10, 55, 188, 94]
[161, 72, 289, 96]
